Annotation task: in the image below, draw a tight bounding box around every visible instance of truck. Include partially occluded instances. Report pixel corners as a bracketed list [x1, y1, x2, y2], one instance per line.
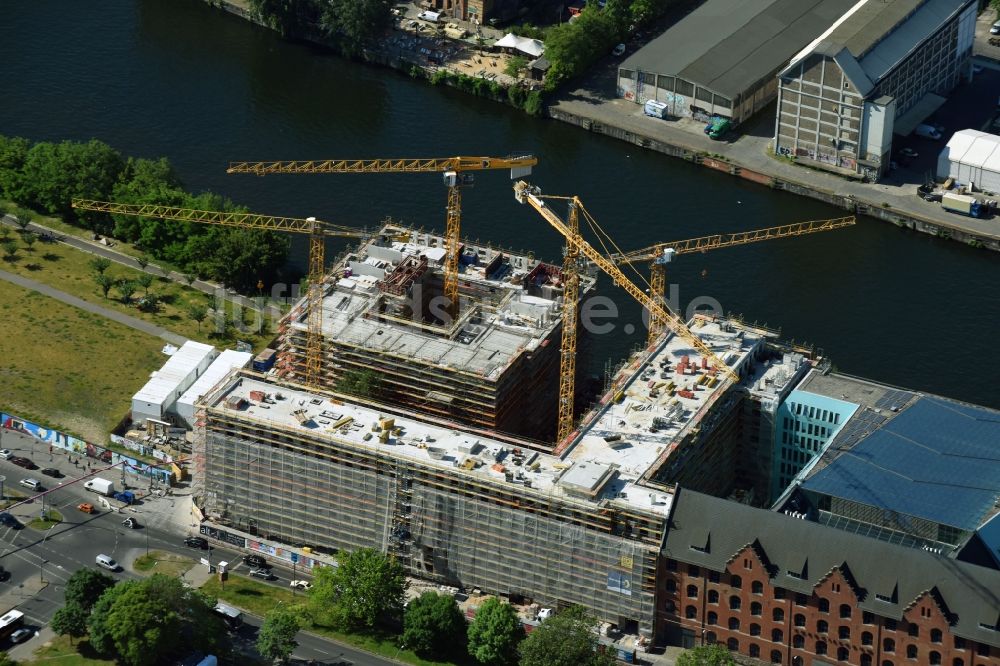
[643, 100, 668, 119]
[84, 478, 115, 497]
[941, 193, 986, 218]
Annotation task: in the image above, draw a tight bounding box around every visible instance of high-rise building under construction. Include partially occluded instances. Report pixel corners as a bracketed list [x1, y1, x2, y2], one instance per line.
[271, 223, 596, 442]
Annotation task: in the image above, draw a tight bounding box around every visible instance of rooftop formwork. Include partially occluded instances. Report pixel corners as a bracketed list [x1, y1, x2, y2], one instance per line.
[273, 223, 596, 443]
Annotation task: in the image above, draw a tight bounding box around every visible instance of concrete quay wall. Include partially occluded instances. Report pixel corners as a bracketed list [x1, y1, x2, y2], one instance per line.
[549, 107, 1000, 252]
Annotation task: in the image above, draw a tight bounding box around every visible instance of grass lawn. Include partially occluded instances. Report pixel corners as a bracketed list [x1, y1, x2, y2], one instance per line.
[0, 223, 272, 349]
[28, 508, 63, 530]
[134, 550, 195, 578]
[25, 635, 115, 666]
[201, 575, 469, 666]
[0, 280, 166, 442]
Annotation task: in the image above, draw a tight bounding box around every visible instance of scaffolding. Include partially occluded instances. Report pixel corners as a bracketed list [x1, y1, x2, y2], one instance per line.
[200, 378, 666, 637]
[273, 225, 596, 443]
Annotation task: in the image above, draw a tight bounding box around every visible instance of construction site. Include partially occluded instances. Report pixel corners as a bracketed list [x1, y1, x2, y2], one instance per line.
[78, 166, 860, 645]
[272, 222, 597, 442]
[195, 309, 787, 639]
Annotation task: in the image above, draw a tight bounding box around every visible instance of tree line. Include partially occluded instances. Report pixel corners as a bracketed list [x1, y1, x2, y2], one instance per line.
[0, 134, 288, 293]
[248, 0, 393, 55]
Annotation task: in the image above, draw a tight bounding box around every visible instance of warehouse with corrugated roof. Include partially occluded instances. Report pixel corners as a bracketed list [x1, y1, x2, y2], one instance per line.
[616, 0, 857, 124]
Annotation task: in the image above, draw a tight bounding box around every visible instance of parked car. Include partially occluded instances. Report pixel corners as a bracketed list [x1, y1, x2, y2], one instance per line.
[0, 513, 21, 529]
[991, 20, 1000, 34]
[184, 536, 208, 549]
[0, 449, 12, 460]
[121, 517, 139, 529]
[40, 468, 62, 478]
[248, 568, 274, 580]
[18, 478, 42, 491]
[290, 580, 312, 590]
[9, 457, 35, 470]
[10, 628, 33, 644]
[243, 554, 269, 569]
[0, 566, 9, 581]
[612, 43, 625, 56]
[77, 503, 95, 514]
[898, 147, 918, 158]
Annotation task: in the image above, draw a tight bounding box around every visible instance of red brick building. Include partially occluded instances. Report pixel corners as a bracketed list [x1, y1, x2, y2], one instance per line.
[658, 490, 1000, 666]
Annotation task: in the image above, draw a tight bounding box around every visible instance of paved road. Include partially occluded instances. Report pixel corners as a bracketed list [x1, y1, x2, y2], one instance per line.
[0, 268, 188, 346]
[0, 429, 399, 666]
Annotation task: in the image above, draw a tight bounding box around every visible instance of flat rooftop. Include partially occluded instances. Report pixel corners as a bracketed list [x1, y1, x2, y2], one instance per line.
[205, 373, 672, 517]
[795, 371, 1000, 532]
[566, 317, 764, 483]
[133, 341, 215, 406]
[286, 225, 594, 380]
[621, 0, 856, 98]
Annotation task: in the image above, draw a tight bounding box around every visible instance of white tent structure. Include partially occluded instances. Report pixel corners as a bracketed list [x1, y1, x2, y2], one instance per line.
[937, 129, 1000, 193]
[175, 349, 253, 428]
[494, 33, 544, 58]
[132, 341, 216, 427]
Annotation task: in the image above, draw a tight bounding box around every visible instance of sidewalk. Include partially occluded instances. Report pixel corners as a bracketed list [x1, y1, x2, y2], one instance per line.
[0, 268, 187, 346]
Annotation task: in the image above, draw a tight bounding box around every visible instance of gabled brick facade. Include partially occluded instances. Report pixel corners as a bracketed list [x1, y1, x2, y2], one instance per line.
[660, 554, 998, 666]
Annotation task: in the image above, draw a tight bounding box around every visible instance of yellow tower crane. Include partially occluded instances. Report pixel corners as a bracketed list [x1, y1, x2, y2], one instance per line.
[612, 217, 857, 346]
[226, 156, 537, 317]
[70, 199, 366, 388]
[513, 181, 748, 445]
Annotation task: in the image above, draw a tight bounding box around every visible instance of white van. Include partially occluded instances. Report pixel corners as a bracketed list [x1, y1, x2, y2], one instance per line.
[914, 124, 942, 140]
[95, 554, 119, 571]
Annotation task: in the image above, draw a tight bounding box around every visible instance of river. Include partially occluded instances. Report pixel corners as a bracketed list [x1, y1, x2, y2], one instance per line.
[2, 0, 998, 407]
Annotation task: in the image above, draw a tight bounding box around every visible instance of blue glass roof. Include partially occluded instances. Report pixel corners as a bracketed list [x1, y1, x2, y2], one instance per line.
[802, 397, 1000, 531]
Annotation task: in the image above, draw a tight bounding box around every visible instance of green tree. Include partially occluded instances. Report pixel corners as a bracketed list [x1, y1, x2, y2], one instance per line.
[335, 369, 382, 398]
[0, 134, 32, 200]
[542, 6, 617, 89]
[19, 139, 124, 217]
[184, 272, 197, 286]
[518, 606, 614, 666]
[309, 547, 406, 630]
[187, 304, 208, 331]
[137, 273, 154, 295]
[257, 605, 303, 664]
[135, 254, 150, 271]
[20, 231, 36, 252]
[193, 226, 289, 292]
[249, 0, 321, 37]
[65, 568, 117, 612]
[94, 273, 113, 299]
[676, 644, 737, 666]
[50, 602, 89, 645]
[467, 597, 523, 666]
[504, 56, 529, 78]
[12, 207, 31, 232]
[116, 279, 137, 305]
[88, 574, 224, 666]
[403, 591, 467, 657]
[2, 239, 18, 260]
[321, 0, 393, 56]
[90, 256, 112, 274]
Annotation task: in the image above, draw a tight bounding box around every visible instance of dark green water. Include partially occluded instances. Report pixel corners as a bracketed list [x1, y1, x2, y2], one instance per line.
[3, 0, 998, 406]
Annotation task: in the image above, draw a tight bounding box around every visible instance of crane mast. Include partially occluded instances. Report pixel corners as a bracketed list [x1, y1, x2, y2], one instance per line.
[227, 155, 537, 318]
[70, 199, 365, 389]
[513, 181, 742, 443]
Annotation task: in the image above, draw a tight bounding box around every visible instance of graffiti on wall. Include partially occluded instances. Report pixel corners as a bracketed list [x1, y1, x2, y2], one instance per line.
[1, 412, 172, 483]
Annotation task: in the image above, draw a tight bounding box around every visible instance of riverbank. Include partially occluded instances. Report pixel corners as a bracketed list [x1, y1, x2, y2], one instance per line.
[202, 0, 1000, 253]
